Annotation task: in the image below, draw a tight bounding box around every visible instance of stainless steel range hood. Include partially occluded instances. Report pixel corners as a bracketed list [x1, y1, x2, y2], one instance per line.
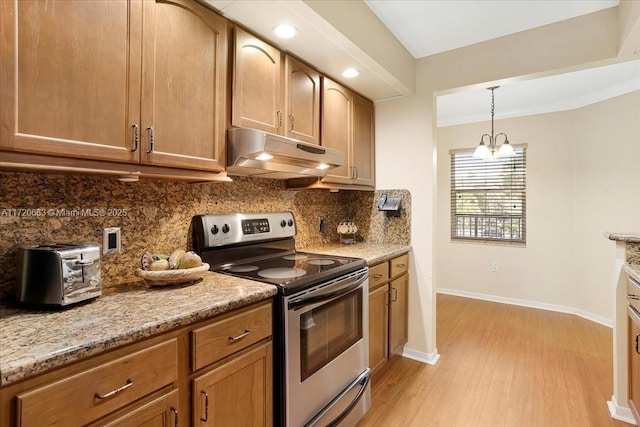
[226, 128, 344, 179]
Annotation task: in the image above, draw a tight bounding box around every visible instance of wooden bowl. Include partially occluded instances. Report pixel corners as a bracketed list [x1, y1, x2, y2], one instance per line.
[135, 263, 210, 286]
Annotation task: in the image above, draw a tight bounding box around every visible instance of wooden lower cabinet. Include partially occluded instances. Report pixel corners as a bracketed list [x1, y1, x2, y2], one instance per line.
[389, 273, 409, 357]
[368, 254, 410, 376]
[100, 389, 180, 427]
[0, 301, 273, 427]
[369, 283, 390, 374]
[629, 307, 640, 423]
[192, 343, 273, 427]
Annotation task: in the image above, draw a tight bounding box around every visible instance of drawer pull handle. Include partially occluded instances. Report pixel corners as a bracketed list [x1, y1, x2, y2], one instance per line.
[636, 334, 640, 355]
[229, 329, 251, 342]
[170, 407, 179, 427]
[94, 379, 133, 400]
[373, 274, 383, 279]
[391, 287, 398, 302]
[200, 391, 209, 422]
[629, 294, 640, 301]
[395, 263, 406, 268]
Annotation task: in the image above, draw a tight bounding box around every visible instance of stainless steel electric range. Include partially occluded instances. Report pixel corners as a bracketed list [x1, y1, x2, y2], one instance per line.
[192, 212, 371, 427]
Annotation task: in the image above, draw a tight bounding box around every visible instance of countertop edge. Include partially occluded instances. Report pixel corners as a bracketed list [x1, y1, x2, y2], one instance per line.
[604, 232, 640, 243]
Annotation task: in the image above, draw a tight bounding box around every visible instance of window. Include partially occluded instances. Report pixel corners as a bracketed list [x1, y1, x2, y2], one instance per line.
[450, 147, 526, 243]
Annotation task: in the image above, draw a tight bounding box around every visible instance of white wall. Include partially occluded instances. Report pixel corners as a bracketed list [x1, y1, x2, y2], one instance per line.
[435, 91, 640, 322]
[373, 7, 639, 358]
[375, 92, 437, 357]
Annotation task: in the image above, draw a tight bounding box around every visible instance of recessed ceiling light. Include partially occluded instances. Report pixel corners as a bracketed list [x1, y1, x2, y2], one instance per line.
[273, 24, 297, 39]
[342, 68, 359, 78]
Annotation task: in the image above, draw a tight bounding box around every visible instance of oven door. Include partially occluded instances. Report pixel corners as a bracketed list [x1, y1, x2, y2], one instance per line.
[285, 268, 370, 427]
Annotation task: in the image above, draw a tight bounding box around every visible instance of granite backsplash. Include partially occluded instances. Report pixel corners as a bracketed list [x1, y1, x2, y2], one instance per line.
[628, 243, 640, 265]
[0, 171, 410, 297]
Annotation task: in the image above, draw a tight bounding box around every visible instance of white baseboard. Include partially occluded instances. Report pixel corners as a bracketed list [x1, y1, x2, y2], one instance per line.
[401, 346, 440, 365]
[607, 395, 637, 425]
[437, 288, 613, 328]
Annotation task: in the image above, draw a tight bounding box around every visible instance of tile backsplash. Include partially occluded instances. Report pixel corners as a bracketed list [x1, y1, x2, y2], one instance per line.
[1, 172, 410, 297]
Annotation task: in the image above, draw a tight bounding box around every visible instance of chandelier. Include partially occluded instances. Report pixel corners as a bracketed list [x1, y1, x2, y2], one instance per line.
[473, 86, 516, 160]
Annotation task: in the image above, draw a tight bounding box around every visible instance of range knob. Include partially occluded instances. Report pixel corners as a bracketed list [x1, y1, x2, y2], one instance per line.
[280, 220, 287, 228]
[211, 225, 219, 235]
[222, 224, 230, 234]
[287, 219, 294, 227]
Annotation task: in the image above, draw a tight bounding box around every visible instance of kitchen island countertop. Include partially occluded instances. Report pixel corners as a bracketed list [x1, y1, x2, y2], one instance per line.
[0, 243, 409, 387]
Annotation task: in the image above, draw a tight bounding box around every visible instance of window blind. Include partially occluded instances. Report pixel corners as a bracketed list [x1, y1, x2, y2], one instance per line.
[450, 147, 526, 243]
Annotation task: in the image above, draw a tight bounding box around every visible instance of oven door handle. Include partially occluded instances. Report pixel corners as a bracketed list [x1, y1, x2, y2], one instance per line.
[288, 270, 368, 310]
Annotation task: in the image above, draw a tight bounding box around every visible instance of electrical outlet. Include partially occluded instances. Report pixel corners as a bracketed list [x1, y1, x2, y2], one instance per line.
[491, 261, 499, 272]
[103, 227, 121, 254]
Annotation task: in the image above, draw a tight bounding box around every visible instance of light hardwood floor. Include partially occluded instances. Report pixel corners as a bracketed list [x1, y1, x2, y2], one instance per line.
[357, 294, 632, 427]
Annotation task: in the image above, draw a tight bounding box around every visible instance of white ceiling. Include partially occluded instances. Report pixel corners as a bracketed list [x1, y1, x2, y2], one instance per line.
[364, 0, 620, 59]
[437, 59, 640, 126]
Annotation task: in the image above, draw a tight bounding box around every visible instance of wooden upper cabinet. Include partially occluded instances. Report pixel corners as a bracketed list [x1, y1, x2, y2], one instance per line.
[0, 0, 227, 172]
[352, 93, 375, 187]
[284, 56, 320, 145]
[141, 0, 228, 171]
[0, 0, 141, 162]
[321, 78, 353, 182]
[232, 28, 284, 135]
[320, 77, 375, 189]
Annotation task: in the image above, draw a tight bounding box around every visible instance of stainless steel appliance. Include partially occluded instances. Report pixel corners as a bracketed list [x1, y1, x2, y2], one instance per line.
[15, 244, 101, 307]
[192, 212, 370, 427]
[226, 127, 345, 179]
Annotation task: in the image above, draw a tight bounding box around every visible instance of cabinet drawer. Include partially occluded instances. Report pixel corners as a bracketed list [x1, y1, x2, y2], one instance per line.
[192, 302, 272, 371]
[369, 262, 389, 290]
[390, 254, 409, 279]
[16, 339, 178, 427]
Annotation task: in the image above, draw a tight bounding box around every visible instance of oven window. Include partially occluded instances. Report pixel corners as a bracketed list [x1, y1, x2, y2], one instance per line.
[299, 288, 363, 381]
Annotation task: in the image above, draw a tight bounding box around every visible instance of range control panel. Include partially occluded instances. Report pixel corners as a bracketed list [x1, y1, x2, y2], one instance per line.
[193, 212, 296, 249]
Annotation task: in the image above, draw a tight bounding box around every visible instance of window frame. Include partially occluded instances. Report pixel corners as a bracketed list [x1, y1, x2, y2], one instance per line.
[450, 145, 527, 245]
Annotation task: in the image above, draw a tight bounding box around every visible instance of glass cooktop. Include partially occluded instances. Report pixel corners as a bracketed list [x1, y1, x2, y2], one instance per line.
[215, 250, 366, 294]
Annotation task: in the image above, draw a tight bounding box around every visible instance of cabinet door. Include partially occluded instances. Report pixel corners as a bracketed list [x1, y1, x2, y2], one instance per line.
[389, 273, 408, 357]
[193, 343, 273, 427]
[369, 284, 389, 375]
[0, 0, 141, 162]
[352, 93, 375, 188]
[140, 0, 227, 171]
[284, 56, 320, 145]
[630, 308, 640, 423]
[100, 390, 179, 427]
[232, 28, 283, 135]
[321, 78, 352, 183]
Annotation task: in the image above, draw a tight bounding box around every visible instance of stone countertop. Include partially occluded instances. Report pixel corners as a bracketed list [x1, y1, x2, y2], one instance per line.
[301, 243, 412, 266]
[0, 272, 277, 387]
[605, 232, 640, 243]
